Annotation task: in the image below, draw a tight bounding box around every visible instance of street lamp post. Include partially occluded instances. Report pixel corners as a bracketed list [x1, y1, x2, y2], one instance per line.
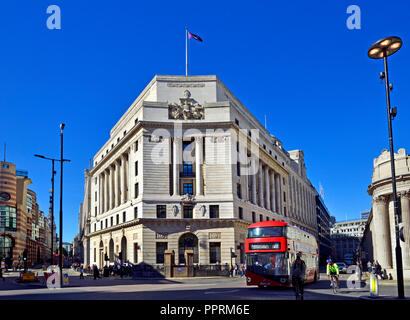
[368, 36, 405, 299]
[59, 123, 65, 287]
[34, 154, 70, 266]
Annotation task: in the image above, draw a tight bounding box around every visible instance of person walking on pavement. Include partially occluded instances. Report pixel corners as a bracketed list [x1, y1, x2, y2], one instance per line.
[79, 265, 84, 279]
[0, 268, 4, 282]
[290, 252, 306, 300]
[367, 260, 372, 275]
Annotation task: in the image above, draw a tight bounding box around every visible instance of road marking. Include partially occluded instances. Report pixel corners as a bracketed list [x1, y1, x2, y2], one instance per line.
[204, 289, 240, 295]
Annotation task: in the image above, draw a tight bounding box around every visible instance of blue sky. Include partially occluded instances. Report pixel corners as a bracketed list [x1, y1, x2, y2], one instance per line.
[1, 0, 409, 242]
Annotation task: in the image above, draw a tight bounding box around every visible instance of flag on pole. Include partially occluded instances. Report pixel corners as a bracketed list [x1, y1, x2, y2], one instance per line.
[188, 32, 203, 42]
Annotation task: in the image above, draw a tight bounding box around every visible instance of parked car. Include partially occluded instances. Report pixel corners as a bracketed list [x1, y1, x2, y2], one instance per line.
[335, 262, 347, 274]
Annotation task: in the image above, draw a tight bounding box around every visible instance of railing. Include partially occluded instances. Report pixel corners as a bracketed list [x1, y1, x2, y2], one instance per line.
[193, 264, 230, 277]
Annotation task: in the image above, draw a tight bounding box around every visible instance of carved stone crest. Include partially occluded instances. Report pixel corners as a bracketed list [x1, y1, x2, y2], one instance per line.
[169, 90, 204, 120]
[181, 193, 195, 203]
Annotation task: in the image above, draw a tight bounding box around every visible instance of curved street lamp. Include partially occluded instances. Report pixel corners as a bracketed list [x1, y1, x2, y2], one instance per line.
[368, 36, 404, 299]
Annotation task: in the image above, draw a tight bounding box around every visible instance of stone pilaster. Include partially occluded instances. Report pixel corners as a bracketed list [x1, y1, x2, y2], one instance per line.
[264, 166, 271, 210]
[195, 136, 203, 196]
[270, 171, 276, 213]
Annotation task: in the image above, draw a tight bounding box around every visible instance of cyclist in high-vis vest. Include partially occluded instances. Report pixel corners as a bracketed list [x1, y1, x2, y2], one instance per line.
[326, 259, 340, 288]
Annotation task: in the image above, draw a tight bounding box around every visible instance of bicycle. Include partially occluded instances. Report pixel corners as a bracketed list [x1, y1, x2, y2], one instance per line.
[330, 274, 339, 294]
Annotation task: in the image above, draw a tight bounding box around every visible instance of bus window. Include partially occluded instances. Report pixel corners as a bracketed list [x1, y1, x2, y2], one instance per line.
[247, 226, 285, 238]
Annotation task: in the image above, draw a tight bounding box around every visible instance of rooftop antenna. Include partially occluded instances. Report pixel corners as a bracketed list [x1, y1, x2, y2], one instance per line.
[3, 143, 5, 162]
[264, 115, 267, 130]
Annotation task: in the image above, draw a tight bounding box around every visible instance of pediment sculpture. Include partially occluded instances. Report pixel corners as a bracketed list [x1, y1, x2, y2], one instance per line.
[169, 90, 204, 120]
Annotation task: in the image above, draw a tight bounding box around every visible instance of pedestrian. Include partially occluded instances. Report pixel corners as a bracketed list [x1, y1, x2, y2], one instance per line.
[240, 264, 245, 278]
[234, 263, 238, 276]
[0, 268, 4, 282]
[290, 253, 306, 300]
[79, 265, 84, 279]
[229, 264, 233, 277]
[374, 261, 383, 280]
[367, 260, 372, 274]
[93, 264, 97, 280]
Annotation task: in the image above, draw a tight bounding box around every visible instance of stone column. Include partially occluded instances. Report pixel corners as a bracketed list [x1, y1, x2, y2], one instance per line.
[270, 171, 276, 212]
[126, 151, 131, 201]
[120, 156, 126, 204]
[114, 160, 119, 207]
[264, 166, 270, 210]
[251, 157, 257, 204]
[244, 156, 249, 201]
[258, 162, 263, 207]
[173, 137, 181, 196]
[99, 174, 103, 214]
[104, 169, 109, 212]
[110, 165, 115, 209]
[276, 174, 281, 215]
[373, 195, 392, 269]
[400, 192, 410, 269]
[388, 199, 397, 269]
[195, 136, 203, 196]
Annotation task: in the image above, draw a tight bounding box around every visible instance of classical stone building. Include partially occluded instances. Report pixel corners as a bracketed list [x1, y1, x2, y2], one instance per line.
[367, 148, 410, 279]
[79, 75, 317, 268]
[330, 217, 366, 264]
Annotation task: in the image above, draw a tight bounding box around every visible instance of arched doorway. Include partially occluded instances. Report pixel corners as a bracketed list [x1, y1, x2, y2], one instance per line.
[121, 236, 127, 262]
[99, 240, 104, 268]
[109, 239, 114, 263]
[178, 233, 198, 264]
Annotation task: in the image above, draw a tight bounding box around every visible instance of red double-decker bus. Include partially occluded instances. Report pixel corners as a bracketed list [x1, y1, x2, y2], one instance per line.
[245, 220, 319, 288]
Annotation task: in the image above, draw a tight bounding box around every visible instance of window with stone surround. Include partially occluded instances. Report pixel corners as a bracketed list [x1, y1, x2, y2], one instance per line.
[209, 242, 221, 264]
[156, 205, 166, 218]
[183, 205, 193, 219]
[210, 205, 219, 219]
[156, 242, 167, 264]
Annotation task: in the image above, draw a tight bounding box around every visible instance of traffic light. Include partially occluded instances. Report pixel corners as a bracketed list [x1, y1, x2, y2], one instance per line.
[230, 251, 237, 258]
[23, 249, 27, 261]
[118, 251, 122, 260]
[104, 253, 109, 261]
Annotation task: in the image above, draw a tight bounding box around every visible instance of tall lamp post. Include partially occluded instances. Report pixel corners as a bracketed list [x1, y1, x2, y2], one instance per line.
[368, 36, 404, 299]
[34, 154, 70, 265]
[59, 123, 66, 287]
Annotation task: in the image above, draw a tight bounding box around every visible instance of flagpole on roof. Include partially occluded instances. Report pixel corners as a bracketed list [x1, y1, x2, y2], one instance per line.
[185, 26, 188, 77]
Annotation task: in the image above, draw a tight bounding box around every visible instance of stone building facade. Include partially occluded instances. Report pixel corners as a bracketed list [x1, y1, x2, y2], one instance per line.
[79, 75, 317, 268]
[367, 148, 410, 278]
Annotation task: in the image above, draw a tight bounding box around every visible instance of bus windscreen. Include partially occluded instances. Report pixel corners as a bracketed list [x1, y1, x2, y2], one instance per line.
[247, 226, 285, 238]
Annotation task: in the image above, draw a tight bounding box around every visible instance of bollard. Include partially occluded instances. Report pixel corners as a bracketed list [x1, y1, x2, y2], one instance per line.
[369, 273, 379, 297]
